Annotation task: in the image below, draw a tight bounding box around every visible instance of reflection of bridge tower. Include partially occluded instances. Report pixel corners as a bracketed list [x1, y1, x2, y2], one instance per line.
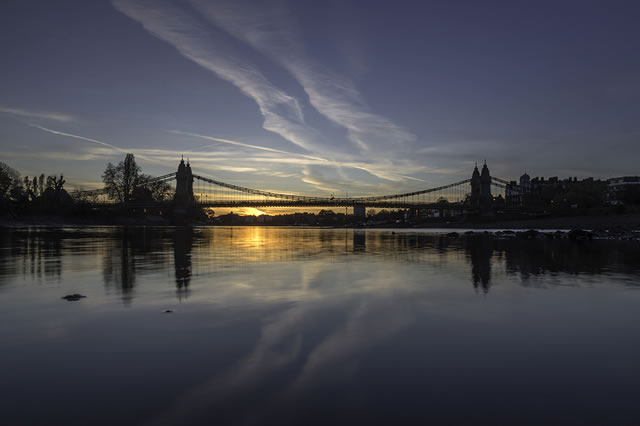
[467, 234, 493, 292]
[469, 161, 493, 209]
[174, 157, 194, 207]
[174, 227, 192, 301]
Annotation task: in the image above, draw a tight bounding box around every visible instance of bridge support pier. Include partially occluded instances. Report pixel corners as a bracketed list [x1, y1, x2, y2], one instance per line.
[353, 204, 366, 218]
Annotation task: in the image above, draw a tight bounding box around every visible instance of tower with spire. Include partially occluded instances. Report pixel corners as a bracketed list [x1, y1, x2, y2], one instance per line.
[469, 161, 493, 209]
[480, 161, 492, 206]
[470, 162, 481, 206]
[174, 156, 194, 207]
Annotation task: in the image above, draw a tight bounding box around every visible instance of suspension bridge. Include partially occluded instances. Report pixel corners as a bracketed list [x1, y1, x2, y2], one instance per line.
[70, 159, 524, 216]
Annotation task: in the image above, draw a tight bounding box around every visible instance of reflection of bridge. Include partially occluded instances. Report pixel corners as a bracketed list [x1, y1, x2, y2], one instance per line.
[72, 159, 524, 215]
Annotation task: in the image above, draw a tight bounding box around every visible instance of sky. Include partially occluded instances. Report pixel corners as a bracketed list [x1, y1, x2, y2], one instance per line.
[1, 0, 640, 197]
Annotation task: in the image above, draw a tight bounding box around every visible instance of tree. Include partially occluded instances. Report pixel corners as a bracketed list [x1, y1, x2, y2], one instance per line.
[41, 175, 72, 209]
[102, 153, 141, 203]
[0, 161, 21, 201]
[23, 176, 36, 200]
[38, 174, 45, 195]
[102, 154, 170, 203]
[137, 174, 171, 202]
[47, 175, 65, 192]
[21, 173, 50, 201]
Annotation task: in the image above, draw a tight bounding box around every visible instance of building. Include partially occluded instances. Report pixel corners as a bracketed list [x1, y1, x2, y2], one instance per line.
[606, 176, 640, 205]
[506, 172, 606, 207]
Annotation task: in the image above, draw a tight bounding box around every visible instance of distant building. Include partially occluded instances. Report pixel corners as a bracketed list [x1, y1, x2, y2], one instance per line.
[606, 176, 640, 204]
[519, 172, 531, 193]
[505, 180, 521, 205]
[507, 172, 604, 207]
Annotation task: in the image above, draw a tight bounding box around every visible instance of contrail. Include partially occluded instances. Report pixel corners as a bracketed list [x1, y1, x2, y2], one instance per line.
[170, 130, 329, 163]
[30, 124, 127, 153]
[30, 124, 167, 166]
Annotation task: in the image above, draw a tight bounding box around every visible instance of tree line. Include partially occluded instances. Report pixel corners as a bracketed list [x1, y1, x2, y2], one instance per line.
[1, 153, 171, 216]
[1, 161, 70, 213]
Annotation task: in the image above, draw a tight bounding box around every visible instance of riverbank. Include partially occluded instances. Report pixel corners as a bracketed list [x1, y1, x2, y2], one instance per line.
[413, 213, 640, 232]
[0, 214, 170, 228]
[3, 212, 640, 236]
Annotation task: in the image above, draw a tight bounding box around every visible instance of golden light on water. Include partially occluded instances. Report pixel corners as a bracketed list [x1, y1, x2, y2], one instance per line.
[211, 207, 267, 216]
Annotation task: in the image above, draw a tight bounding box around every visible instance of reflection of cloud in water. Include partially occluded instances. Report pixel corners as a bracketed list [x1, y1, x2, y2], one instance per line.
[147, 292, 415, 425]
[284, 298, 414, 396]
[145, 304, 305, 425]
[3, 228, 640, 425]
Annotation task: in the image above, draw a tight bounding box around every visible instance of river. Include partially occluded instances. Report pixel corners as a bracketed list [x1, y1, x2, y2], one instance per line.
[1, 227, 639, 425]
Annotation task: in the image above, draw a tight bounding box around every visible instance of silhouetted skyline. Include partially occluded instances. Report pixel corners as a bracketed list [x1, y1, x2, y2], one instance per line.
[1, 1, 639, 197]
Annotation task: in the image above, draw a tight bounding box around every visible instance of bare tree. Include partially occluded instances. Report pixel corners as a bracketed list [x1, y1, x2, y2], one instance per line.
[102, 153, 141, 203]
[138, 174, 172, 201]
[23, 176, 36, 200]
[38, 174, 45, 195]
[47, 175, 65, 192]
[1, 162, 21, 200]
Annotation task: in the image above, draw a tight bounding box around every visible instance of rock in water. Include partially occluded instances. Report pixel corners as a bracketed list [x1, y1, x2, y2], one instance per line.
[163, 309, 174, 313]
[62, 294, 86, 301]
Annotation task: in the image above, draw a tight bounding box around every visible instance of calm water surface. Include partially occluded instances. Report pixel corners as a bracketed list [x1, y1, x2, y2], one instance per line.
[1, 227, 640, 425]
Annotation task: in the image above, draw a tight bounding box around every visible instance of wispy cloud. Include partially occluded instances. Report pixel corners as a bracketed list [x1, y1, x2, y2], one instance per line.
[172, 130, 431, 185]
[110, 1, 439, 189]
[112, 0, 323, 152]
[190, 0, 416, 153]
[30, 125, 126, 153]
[169, 130, 327, 162]
[27, 122, 434, 195]
[0, 106, 75, 122]
[0, 150, 109, 162]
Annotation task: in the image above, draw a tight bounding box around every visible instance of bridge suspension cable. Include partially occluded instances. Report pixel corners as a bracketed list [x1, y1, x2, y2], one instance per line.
[192, 174, 472, 204]
[69, 164, 530, 208]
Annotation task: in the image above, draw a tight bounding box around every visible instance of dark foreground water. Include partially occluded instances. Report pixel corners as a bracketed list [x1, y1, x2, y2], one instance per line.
[1, 227, 640, 426]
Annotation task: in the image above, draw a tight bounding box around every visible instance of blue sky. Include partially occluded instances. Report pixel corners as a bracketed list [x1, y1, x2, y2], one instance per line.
[1, 0, 639, 196]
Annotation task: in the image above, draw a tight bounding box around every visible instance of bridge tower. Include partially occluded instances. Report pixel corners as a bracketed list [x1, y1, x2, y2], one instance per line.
[480, 161, 492, 207]
[470, 163, 481, 206]
[469, 161, 493, 209]
[174, 157, 194, 207]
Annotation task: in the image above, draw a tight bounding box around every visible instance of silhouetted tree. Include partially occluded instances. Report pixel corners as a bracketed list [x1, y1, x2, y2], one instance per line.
[23, 176, 36, 200]
[41, 175, 72, 209]
[137, 174, 171, 201]
[21, 173, 51, 202]
[46, 175, 65, 192]
[102, 154, 171, 203]
[102, 153, 141, 203]
[38, 173, 45, 195]
[0, 162, 22, 204]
